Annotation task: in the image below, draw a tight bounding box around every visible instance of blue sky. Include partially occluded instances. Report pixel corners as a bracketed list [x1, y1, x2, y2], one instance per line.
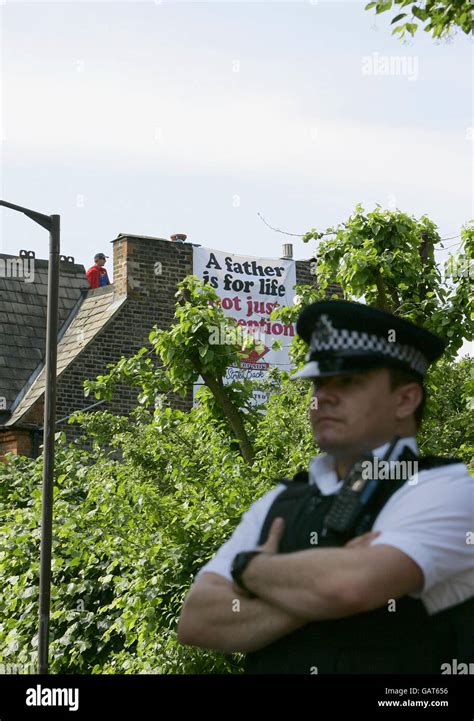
[1, 0, 471, 275]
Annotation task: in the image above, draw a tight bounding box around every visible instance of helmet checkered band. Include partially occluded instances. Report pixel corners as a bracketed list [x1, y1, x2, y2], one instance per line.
[308, 314, 429, 376]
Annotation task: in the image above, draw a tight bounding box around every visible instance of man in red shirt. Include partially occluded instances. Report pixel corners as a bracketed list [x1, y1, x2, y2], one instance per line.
[86, 253, 111, 289]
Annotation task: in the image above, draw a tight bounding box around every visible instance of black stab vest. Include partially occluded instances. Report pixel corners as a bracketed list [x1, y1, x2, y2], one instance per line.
[244, 454, 474, 674]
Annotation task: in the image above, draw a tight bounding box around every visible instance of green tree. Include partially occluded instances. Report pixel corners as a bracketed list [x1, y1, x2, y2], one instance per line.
[0, 371, 316, 674]
[365, 0, 472, 39]
[85, 275, 271, 465]
[274, 206, 473, 362]
[418, 357, 474, 463]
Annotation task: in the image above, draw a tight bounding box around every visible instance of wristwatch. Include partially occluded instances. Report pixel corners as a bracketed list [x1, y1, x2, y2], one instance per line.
[231, 550, 262, 598]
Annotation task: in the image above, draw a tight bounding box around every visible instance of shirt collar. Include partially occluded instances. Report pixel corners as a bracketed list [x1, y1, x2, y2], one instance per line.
[308, 436, 418, 495]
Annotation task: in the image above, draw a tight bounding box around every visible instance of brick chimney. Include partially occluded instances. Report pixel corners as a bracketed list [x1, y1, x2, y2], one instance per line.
[111, 231, 193, 307]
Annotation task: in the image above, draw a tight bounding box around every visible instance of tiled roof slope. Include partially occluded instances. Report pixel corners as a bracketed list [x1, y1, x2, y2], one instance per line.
[0, 256, 89, 413]
[6, 285, 126, 426]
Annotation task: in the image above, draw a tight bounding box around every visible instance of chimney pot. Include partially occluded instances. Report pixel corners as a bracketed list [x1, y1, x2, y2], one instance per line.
[170, 233, 187, 243]
[281, 243, 293, 259]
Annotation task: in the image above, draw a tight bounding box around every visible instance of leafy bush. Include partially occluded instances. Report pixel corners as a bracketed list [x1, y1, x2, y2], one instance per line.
[418, 357, 473, 466]
[0, 380, 314, 674]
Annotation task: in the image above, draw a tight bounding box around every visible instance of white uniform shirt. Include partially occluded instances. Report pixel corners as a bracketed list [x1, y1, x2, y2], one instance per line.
[195, 437, 474, 615]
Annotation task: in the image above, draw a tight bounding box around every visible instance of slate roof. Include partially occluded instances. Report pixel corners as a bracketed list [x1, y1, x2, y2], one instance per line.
[5, 284, 126, 427]
[0, 256, 89, 419]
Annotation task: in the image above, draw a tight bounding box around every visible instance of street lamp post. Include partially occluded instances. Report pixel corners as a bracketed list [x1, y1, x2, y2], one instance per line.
[0, 200, 60, 674]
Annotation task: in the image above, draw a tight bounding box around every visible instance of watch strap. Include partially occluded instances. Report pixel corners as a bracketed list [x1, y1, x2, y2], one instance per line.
[231, 550, 262, 597]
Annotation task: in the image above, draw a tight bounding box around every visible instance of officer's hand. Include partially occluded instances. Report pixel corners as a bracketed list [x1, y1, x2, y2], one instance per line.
[256, 517, 285, 554]
[345, 530, 381, 549]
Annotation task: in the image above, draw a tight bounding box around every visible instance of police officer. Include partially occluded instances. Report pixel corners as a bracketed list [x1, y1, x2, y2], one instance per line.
[178, 300, 473, 674]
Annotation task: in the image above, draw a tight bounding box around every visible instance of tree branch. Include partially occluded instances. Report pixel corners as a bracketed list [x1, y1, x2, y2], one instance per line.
[373, 271, 393, 311]
[177, 287, 255, 465]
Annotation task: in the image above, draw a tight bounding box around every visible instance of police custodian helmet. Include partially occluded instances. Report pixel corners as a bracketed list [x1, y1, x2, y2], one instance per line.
[290, 299, 446, 381]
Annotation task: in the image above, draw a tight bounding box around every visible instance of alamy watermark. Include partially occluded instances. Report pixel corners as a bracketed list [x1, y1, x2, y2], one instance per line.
[362, 52, 419, 82]
[0, 661, 36, 674]
[208, 322, 267, 347]
[361, 458, 419, 485]
[0, 256, 35, 283]
[26, 684, 79, 712]
[440, 658, 474, 674]
[444, 257, 474, 281]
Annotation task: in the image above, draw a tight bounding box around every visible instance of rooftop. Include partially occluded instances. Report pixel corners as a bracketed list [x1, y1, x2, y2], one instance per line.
[6, 284, 126, 427]
[0, 255, 89, 421]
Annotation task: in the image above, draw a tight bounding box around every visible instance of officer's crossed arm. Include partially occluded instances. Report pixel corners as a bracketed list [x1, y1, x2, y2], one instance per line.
[178, 486, 312, 654]
[177, 523, 411, 654]
[177, 571, 308, 653]
[240, 518, 424, 621]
